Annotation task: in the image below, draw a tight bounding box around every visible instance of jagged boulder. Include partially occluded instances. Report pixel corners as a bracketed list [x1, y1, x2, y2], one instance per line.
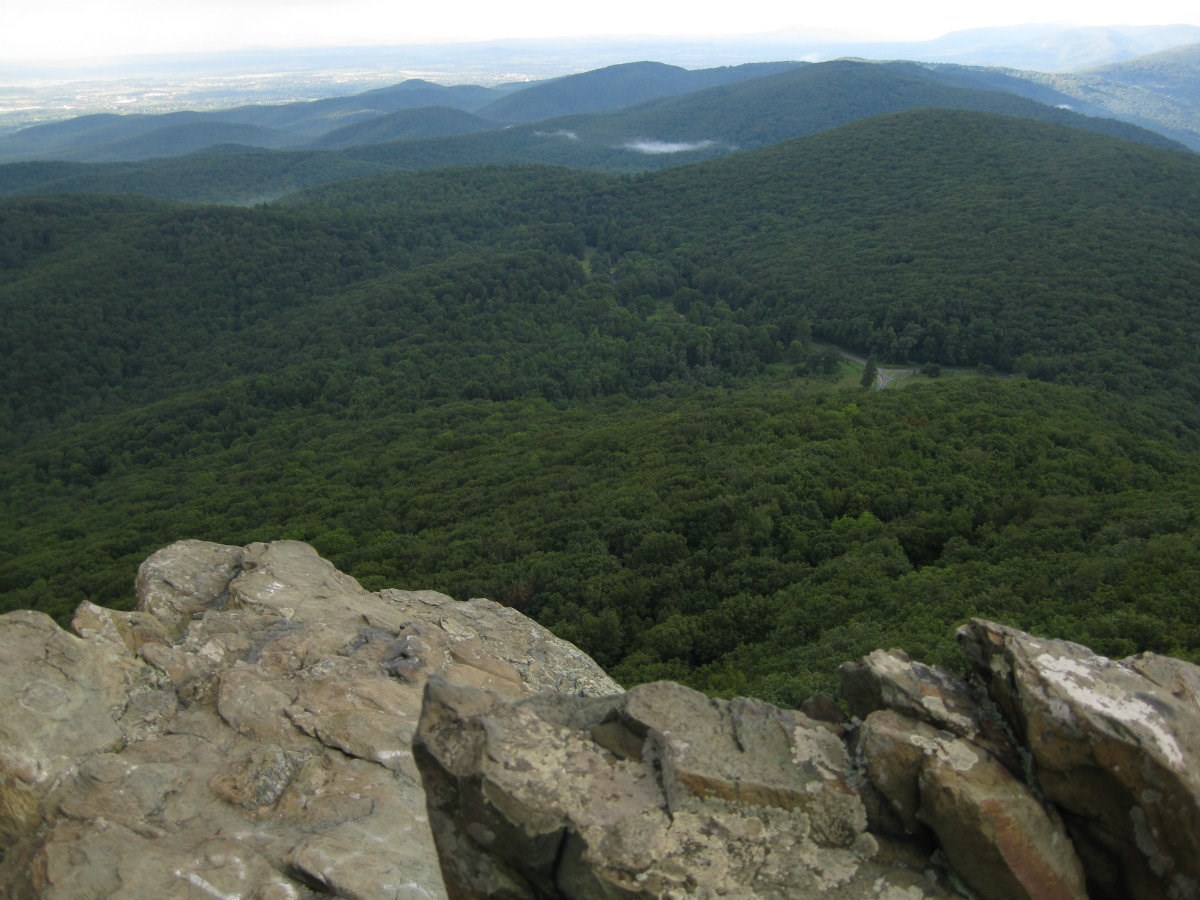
[839, 647, 1018, 772]
[959, 619, 1200, 900]
[414, 676, 958, 898]
[0, 611, 139, 846]
[839, 645, 1087, 898]
[915, 736, 1085, 900]
[858, 710, 1086, 900]
[0, 540, 618, 899]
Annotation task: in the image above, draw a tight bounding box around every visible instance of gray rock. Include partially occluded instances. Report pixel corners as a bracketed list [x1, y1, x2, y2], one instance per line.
[839, 648, 1018, 773]
[800, 691, 847, 732]
[857, 710, 935, 837]
[415, 676, 958, 898]
[8, 544, 1200, 900]
[917, 735, 1086, 900]
[840, 649, 977, 726]
[959, 618, 1200, 900]
[856, 708, 1087, 899]
[0, 610, 136, 846]
[134, 539, 245, 636]
[0, 540, 618, 900]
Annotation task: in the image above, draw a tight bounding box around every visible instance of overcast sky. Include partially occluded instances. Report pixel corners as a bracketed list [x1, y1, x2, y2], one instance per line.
[4, 0, 1199, 64]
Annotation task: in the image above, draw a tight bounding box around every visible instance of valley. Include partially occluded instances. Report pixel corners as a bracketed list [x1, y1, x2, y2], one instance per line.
[1, 44, 1199, 704]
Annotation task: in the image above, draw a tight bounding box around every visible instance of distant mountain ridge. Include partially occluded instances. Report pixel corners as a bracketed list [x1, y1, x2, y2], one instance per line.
[3, 43, 1197, 170]
[866, 23, 1200, 70]
[0, 79, 500, 163]
[547, 60, 1184, 150]
[0, 62, 810, 164]
[0, 55, 1190, 203]
[1026, 43, 1200, 149]
[477, 60, 803, 124]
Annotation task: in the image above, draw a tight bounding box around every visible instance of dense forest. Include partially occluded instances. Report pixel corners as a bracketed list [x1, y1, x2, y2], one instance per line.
[3, 108, 1200, 703]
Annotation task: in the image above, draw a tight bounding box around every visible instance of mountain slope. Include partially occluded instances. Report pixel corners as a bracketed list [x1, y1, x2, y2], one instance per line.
[4, 109, 1197, 435]
[476, 60, 803, 123]
[0, 79, 504, 163]
[919, 44, 1200, 151]
[76, 121, 304, 161]
[556, 59, 1184, 150]
[0, 111, 210, 161]
[595, 108, 1200, 426]
[306, 106, 495, 150]
[1085, 41, 1200, 87]
[1041, 43, 1200, 149]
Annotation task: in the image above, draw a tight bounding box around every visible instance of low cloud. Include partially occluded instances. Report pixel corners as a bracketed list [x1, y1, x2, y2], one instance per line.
[622, 139, 716, 155]
[535, 129, 579, 140]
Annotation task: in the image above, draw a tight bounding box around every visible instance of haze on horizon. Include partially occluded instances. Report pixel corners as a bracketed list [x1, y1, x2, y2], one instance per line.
[5, 0, 1199, 66]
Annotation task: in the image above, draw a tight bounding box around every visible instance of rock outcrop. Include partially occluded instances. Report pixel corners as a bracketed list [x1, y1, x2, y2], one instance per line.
[416, 623, 1200, 900]
[3, 541, 1200, 899]
[415, 677, 957, 898]
[959, 620, 1200, 900]
[0, 540, 618, 899]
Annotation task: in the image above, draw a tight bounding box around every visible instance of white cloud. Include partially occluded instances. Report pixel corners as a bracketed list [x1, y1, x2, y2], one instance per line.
[623, 139, 717, 154]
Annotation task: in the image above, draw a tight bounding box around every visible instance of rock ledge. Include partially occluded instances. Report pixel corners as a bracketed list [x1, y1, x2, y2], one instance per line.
[0, 540, 617, 899]
[3, 541, 1199, 900]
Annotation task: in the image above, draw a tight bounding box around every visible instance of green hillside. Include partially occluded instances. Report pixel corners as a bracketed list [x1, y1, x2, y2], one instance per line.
[307, 106, 495, 150]
[3, 109, 1199, 703]
[1049, 43, 1200, 149]
[476, 60, 803, 123]
[595, 109, 1200, 431]
[560, 60, 1184, 150]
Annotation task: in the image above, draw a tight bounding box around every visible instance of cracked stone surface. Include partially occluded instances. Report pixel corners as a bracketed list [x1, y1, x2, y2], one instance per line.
[6, 544, 1200, 900]
[839, 648, 1019, 774]
[858, 709, 1086, 900]
[414, 677, 959, 898]
[0, 540, 619, 899]
[959, 618, 1200, 900]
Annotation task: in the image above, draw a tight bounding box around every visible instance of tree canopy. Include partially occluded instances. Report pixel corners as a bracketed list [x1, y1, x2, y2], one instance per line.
[3, 109, 1200, 702]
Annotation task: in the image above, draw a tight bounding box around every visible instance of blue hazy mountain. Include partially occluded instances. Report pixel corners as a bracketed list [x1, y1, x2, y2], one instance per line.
[0, 52, 1190, 190]
[475, 61, 803, 123]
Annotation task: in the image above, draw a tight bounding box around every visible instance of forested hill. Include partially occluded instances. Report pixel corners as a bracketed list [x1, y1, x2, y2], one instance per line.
[474, 60, 804, 123]
[5, 110, 1197, 439]
[3, 108, 1199, 703]
[596, 109, 1200, 432]
[1030, 43, 1200, 150]
[552, 59, 1185, 151]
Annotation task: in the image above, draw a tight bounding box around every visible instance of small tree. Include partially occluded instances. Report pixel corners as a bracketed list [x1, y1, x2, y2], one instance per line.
[861, 358, 879, 390]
